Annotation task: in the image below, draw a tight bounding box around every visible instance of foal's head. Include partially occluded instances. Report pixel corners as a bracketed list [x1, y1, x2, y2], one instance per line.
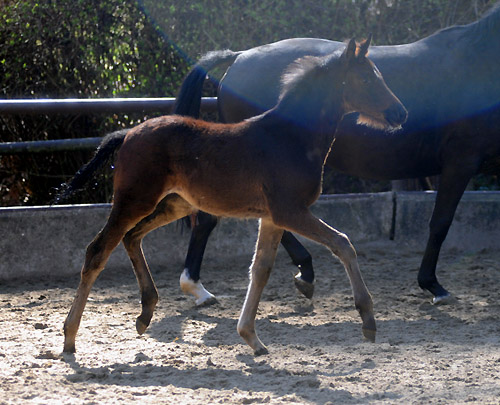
[340, 35, 408, 130]
[280, 36, 407, 131]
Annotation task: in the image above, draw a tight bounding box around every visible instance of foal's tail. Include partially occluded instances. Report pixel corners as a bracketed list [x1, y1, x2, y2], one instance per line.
[54, 50, 241, 205]
[53, 129, 128, 204]
[172, 49, 242, 118]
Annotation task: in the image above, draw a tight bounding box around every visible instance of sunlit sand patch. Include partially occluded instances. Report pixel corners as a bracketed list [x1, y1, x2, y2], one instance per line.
[181, 319, 217, 345]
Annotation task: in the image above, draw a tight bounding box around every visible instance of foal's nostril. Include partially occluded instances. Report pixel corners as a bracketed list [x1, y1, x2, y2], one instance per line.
[384, 103, 408, 126]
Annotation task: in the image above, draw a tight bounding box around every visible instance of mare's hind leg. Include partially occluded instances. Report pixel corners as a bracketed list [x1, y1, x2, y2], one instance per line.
[275, 209, 376, 342]
[123, 194, 194, 335]
[63, 197, 162, 353]
[180, 211, 219, 306]
[281, 231, 315, 299]
[237, 219, 283, 355]
[418, 163, 474, 303]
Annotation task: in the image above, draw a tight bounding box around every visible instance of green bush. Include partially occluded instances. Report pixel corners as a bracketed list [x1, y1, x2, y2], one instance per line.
[0, 0, 189, 204]
[0, 0, 496, 204]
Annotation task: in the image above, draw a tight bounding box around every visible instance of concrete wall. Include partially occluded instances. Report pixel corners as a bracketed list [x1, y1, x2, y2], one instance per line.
[1, 191, 499, 281]
[393, 191, 500, 251]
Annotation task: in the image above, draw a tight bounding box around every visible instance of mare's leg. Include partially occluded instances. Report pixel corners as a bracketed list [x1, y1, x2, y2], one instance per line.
[418, 163, 475, 303]
[122, 194, 194, 334]
[180, 211, 219, 305]
[275, 209, 376, 342]
[281, 231, 315, 299]
[63, 195, 162, 353]
[237, 219, 283, 355]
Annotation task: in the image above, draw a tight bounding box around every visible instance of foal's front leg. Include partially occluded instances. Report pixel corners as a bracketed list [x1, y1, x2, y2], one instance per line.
[237, 219, 283, 355]
[277, 209, 376, 342]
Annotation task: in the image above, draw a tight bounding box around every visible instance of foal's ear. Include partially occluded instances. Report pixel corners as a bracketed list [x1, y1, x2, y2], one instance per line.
[357, 33, 372, 58]
[343, 38, 357, 62]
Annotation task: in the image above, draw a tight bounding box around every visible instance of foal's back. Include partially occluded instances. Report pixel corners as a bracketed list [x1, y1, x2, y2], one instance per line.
[115, 115, 272, 218]
[115, 113, 324, 219]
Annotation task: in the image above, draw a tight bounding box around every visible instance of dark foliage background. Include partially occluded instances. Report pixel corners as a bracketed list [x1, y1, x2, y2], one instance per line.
[0, 0, 496, 205]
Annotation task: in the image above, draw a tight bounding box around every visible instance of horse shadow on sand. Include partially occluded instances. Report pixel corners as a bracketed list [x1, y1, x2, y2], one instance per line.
[61, 290, 498, 403]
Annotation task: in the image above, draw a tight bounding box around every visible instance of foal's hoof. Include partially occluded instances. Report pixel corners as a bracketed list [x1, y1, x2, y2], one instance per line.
[294, 274, 314, 299]
[362, 327, 376, 343]
[254, 346, 269, 356]
[136, 316, 151, 335]
[63, 341, 76, 354]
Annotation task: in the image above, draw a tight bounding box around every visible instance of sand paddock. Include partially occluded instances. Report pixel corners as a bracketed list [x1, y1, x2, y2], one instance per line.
[1, 240, 499, 404]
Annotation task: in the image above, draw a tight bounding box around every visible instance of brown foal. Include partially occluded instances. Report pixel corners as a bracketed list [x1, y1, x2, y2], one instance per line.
[63, 36, 407, 355]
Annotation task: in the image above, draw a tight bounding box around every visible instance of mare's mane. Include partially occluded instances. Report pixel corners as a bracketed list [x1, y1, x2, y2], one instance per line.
[426, 1, 500, 44]
[470, 1, 500, 39]
[481, 0, 500, 18]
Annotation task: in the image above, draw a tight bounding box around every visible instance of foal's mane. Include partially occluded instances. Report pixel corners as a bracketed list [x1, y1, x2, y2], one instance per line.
[279, 51, 342, 102]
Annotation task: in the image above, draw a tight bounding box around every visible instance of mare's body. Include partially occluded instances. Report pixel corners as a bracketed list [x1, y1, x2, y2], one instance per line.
[182, 5, 500, 303]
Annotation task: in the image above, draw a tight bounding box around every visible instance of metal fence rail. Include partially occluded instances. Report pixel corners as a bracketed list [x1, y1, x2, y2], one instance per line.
[0, 97, 217, 114]
[0, 137, 103, 154]
[0, 97, 217, 154]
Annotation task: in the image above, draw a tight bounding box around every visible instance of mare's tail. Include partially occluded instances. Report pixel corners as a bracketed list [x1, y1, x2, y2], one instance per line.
[173, 49, 242, 117]
[53, 129, 128, 204]
[174, 50, 241, 229]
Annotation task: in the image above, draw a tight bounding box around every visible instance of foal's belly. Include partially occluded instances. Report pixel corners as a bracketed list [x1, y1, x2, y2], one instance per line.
[176, 183, 270, 219]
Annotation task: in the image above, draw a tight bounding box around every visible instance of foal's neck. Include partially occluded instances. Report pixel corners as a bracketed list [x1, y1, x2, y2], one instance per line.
[265, 75, 345, 161]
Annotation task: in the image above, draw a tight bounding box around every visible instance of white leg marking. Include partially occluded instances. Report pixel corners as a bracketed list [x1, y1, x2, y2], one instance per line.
[432, 292, 452, 305]
[180, 268, 217, 306]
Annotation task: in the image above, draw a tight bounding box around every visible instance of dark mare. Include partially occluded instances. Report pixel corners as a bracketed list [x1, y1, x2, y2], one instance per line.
[178, 4, 500, 304]
[62, 38, 407, 355]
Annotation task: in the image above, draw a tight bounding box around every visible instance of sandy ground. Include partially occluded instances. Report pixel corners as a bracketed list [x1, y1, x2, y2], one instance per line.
[1, 240, 500, 404]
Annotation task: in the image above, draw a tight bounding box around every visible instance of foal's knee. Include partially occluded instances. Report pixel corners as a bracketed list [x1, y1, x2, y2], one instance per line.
[123, 230, 141, 253]
[81, 236, 107, 279]
[330, 232, 356, 260]
[249, 264, 273, 288]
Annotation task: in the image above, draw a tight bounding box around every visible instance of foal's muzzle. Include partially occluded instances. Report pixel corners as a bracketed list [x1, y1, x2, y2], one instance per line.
[384, 103, 408, 127]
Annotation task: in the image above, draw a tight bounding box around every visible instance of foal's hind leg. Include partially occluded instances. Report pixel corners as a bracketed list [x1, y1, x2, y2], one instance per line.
[237, 219, 283, 355]
[276, 209, 376, 342]
[63, 197, 162, 353]
[123, 194, 194, 335]
[281, 231, 315, 299]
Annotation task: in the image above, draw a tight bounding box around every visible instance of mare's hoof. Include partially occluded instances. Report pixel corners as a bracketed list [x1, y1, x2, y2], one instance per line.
[432, 292, 452, 305]
[196, 295, 218, 307]
[419, 280, 450, 304]
[294, 274, 314, 299]
[180, 269, 217, 307]
[136, 316, 150, 335]
[362, 327, 376, 343]
[254, 346, 269, 356]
